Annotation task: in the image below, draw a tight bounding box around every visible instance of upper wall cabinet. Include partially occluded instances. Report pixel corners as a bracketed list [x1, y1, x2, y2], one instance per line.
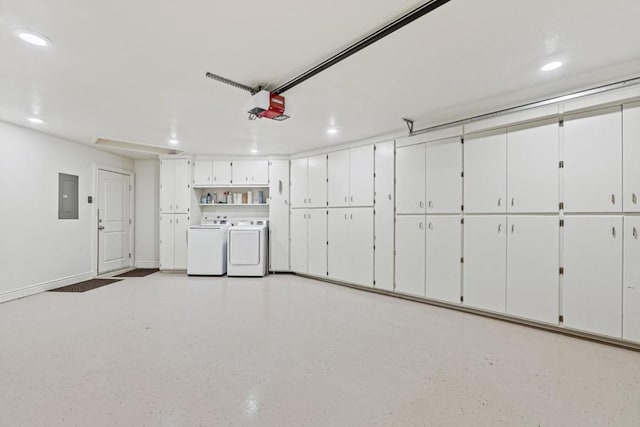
[291, 158, 308, 208]
[232, 160, 269, 185]
[396, 143, 426, 214]
[160, 157, 191, 214]
[426, 138, 462, 213]
[327, 145, 374, 207]
[328, 149, 350, 207]
[193, 160, 231, 186]
[507, 121, 559, 213]
[291, 155, 327, 208]
[464, 130, 507, 213]
[563, 107, 622, 213]
[623, 102, 640, 212]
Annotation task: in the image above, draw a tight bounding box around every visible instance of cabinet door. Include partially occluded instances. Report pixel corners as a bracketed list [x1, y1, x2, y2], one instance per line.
[348, 208, 374, 286]
[623, 103, 640, 212]
[328, 150, 350, 207]
[396, 143, 426, 214]
[194, 160, 213, 186]
[173, 214, 189, 269]
[173, 159, 191, 214]
[269, 160, 290, 271]
[395, 215, 426, 296]
[232, 160, 252, 185]
[506, 216, 559, 323]
[564, 108, 622, 213]
[251, 160, 269, 185]
[290, 158, 308, 208]
[159, 214, 174, 269]
[425, 215, 461, 303]
[426, 138, 462, 213]
[464, 131, 507, 213]
[463, 215, 507, 312]
[624, 216, 640, 342]
[374, 140, 395, 291]
[507, 122, 559, 213]
[211, 160, 232, 185]
[290, 209, 308, 273]
[307, 210, 327, 277]
[160, 159, 175, 213]
[563, 216, 623, 337]
[307, 154, 327, 208]
[327, 208, 350, 282]
[349, 145, 374, 207]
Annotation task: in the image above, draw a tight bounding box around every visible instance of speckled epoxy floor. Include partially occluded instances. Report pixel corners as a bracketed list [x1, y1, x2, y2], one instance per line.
[0, 273, 639, 426]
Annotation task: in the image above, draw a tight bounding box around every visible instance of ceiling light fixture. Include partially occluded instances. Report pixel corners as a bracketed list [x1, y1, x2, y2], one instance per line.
[168, 139, 179, 145]
[541, 61, 563, 72]
[327, 128, 338, 135]
[17, 31, 51, 47]
[27, 117, 45, 124]
[250, 149, 258, 153]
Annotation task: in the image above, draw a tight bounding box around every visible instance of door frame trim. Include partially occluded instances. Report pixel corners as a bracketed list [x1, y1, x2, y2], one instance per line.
[92, 164, 135, 276]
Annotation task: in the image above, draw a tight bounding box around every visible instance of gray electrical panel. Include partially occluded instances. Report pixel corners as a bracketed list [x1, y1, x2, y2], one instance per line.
[58, 173, 79, 219]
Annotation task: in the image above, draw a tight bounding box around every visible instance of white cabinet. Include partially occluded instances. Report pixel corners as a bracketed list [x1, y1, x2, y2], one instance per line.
[624, 216, 640, 342]
[426, 138, 462, 213]
[396, 143, 426, 214]
[425, 215, 461, 303]
[194, 160, 212, 186]
[307, 209, 327, 277]
[159, 213, 188, 270]
[507, 121, 559, 213]
[395, 215, 425, 297]
[374, 140, 395, 291]
[160, 157, 191, 214]
[464, 131, 507, 213]
[269, 160, 290, 271]
[194, 160, 232, 186]
[307, 154, 327, 208]
[232, 160, 269, 185]
[563, 107, 622, 213]
[291, 158, 308, 208]
[463, 215, 507, 312]
[328, 150, 350, 207]
[349, 145, 374, 206]
[563, 216, 623, 337]
[290, 209, 308, 273]
[327, 208, 373, 286]
[623, 103, 640, 212]
[506, 216, 559, 324]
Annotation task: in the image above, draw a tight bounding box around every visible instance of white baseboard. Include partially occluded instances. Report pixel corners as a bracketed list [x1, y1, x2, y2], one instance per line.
[135, 261, 159, 268]
[0, 271, 94, 304]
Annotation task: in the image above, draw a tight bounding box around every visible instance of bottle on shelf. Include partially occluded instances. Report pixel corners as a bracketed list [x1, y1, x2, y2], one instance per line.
[206, 192, 212, 204]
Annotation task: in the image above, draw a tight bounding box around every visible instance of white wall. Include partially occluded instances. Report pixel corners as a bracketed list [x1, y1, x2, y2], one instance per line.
[0, 120, 134, 302]
[134, 159, 159, 267]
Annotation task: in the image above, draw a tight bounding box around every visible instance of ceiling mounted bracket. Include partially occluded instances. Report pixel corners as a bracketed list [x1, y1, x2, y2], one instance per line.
[205, 72, 263, 95]
[402, 118, 415, 135]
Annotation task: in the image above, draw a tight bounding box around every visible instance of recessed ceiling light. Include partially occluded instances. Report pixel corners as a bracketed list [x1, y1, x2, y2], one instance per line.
[17, 31, 51, 47]
[27, 117, 45, 124]
[250, 149, 258, 153]
[168, 139, 179, 145]
[541, 61, 563, 72]
[327, 128, 338, 135]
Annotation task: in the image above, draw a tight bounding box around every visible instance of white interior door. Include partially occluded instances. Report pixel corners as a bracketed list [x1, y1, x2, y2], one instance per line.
[98, 169, 131, 274]
[268, 160, 290, 271]
[193, 160, 213, 186]
[563, 107, 622, 213]
[506, 216, 559, 324]
[623, 102, 640, 212]
[290, 209, 308, 273]
[463, 215, 507, 312]
[395, 215, 426, 296]
[327, 149, 350, 207]
[307, 154, 327, 208]
[374, 140, 395, 291]
[507, 121, 559, 213]
[396, 143, 426, 214]
[159, 214, 174, 270]
[307, 210, 327, 277]
[348, 208, 374, 286]
[624, 216, 640, 342]
[349, 145, 374, 207]
[464, 130, 507, 213]
[327, 208, 350, 282]
[290, 158, 308, 208]
[563, 215, 623, 337]
[425, 215, 461, 303]
[426, 138, 462, 213]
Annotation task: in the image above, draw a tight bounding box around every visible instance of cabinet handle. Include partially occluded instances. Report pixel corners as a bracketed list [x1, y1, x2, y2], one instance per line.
[246, 177, 248, 181]
[633, 227, 638, 239]
[304, 213, 306, 219]
[511, 198, 515, 207]
[344, 196, 347, 202]
[309, 198, 312, 204]
[170, 204, 173, 210]
[176, 204, 179, 210]
[428, 222, 433, 230]
[350, 196, 354, 202]
[308, 213, 311, 219]
[419, 201, 424, 208]
[176, 218, 179, 224]
[388, 194, 392, 201]
[214, 176, 216, 181]
[511, 224, 515, 234]
[612, 226, 616, 238]
[498, 224, 502, 233]
[344, 213, 347, 220]
[170, 219, 173, 224]
[611, 194, 616, 205]
[304, 198, 307, 204]
[350, 213, 353, 220]
[498, 198, 502, 207]
[428, 201, 433, 208]
[633, 193, 637, 205]
[419, 222, 424, 230]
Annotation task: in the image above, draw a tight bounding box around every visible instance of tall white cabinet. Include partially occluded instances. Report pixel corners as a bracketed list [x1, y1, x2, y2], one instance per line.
[396, 143, 426, 214]
[159, 156, 191, 270]
[426, 138, 462, 213]
[464, 131, 507, 214]
[269, 160, 290, 271]
[425, 215, 461, 303]
[327, 145, 374, 207]
[290, 155, 327, 208]
[395, 215, 425, 297]
[623, 216, 640, 342]
[290, 209, 308, 274]
[374, 141, 395, 291]
[327, 208, 373, 286]
[623, 102, 640, 213]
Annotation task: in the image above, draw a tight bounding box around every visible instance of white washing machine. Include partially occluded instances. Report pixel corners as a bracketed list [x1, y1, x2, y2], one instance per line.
[187, 217, 229, 275]
[227, 219, 268, 277]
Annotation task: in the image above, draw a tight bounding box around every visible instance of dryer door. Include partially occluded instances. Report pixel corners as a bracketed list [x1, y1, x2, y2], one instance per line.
[229, 229, 261, 265]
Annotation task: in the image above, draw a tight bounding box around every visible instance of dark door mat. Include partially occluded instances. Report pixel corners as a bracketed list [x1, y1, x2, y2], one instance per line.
[49, 278, 122, 293]
[114, 268, 159, 278]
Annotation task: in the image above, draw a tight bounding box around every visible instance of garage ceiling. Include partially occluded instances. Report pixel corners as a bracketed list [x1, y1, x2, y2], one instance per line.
[1, 0, 639, 157]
